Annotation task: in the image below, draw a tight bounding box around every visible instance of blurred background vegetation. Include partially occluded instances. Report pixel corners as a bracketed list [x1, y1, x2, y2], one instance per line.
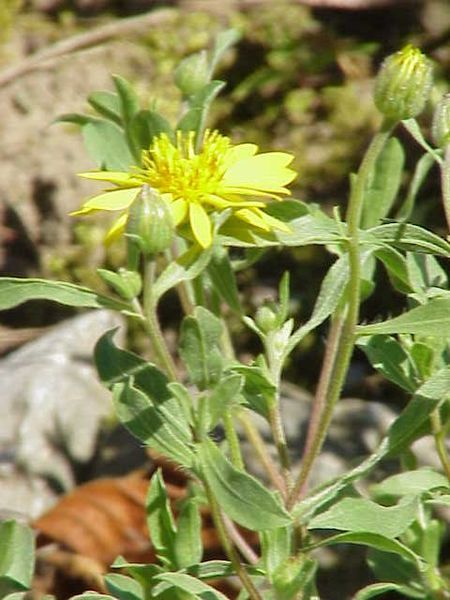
[1, 0, 450, 393]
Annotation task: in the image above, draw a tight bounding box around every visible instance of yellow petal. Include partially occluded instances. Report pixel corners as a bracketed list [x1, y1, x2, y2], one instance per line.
[206, 194, 266, 209]
[189, 203, 212, 248]
[224, 143, 258, 167]
[104, 212, 128, 245]
[254, 209, 291, 232]
[171, 198, 188, 225]
[235, 208, 271, 231]
[79, 171, 142, 187]
[222, 152, 297, 191]
[71, 188, 139, 216]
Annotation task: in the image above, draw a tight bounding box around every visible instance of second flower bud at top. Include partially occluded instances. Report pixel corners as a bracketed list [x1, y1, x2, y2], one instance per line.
[374, 45, 433, 123]
[126, 185, 175, 256]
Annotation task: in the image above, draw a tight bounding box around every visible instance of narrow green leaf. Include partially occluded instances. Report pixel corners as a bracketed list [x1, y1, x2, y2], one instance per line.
[129, 110, 174, 155]
[104, 573, 144, 600]
[372, 469, 448, 500]
[0, 521, 35, 595]
[402, 119, 442, 165]
[197, 438, 291, 531]
[406, 252, 448, 294]
[357, 298, 450, 336]
[153, 572, 228, 600]
[183, 560, 264, 580]
[308, 496, 418, 538]
[153, 245, 213, 302]
[367, 548, 425, 598]
[70, 595, 117, 600]
[315, 531, 423, 567]
[0, 277, 128, 311]
[112, 74, 140, 125]
[361, 137, 404, 229]
[357, 335, 417, 392]
[209, 29, 241, 75]
[261, 527, 292, 580]
[353, 583, 404, 600]
[207, 246, 242, 314]
[179, 307, 223, 390]
[397, 152, 435, 221]
[230, 363, 275, 419]
[177, 81, 225, 133]
[113, 381, 194, 467]
[374, 247, 411, 293]
[287, 255, 350, 353]
[147, 470, 177, 567]
[82, 119, 134, 170]
[363, 223, 450, 257]
[56, 113, 98, 126]
[174, 499, 203, 568]
[88, 91, 122, 125]
[293, 367, 449, 523]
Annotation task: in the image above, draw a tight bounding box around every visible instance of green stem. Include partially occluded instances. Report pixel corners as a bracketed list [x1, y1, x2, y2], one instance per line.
[142, 260, 178, 380]
[431, 409, 450, 482]
[238, 410, 287, 497]
[287, 121, 393, 510]
[440, 144, 450, 232]
[223, 409, 245, 470]
[204, 483, 263, 600]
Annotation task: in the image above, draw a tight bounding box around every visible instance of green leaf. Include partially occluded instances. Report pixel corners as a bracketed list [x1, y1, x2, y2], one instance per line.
[207, 246, 242, 314]
[197, 438, 291, 531]
[287, 254, 350, 353]
[104, 573, 144, 600]
[353, 583, 404, 600]
[367, 548, 425, 598]
[260, 527, 292, 580]
[0, 521, 35, 596]
[361, 137, 404, 229]
[70, 595, 117, 600]
[153, 572, 228, 600]
[205, 374, 244, 430]
[177, 81, 225, 133]
[112, 74, 140, 125]
[357, 298, 450, 336]
[82, 119, 134, 170]
[147, 470, 177, 567]
[230, 363, 275, 419]
[293, 368, 449, 523]
[396, 152, 435, 221]
[174, 498, 203, 569]
[88, 90, 122, 125]
[406, 252, 448, 295]
[308, 496, 418, 538]
[357, 335, 417, 392]
[363, 223, 450, 257]
[372, 469, 449, 500]
[129, 110, 174, 155]
[183, 560, 264, 580]
[209, 28, 241, 75]
[271, 206, 344, 248]
[153, 245, 213, 303]
[0, 277, 128, 311]
[113, 381, 194, 467]
[374, 247, 411, 293]
[56, 112, 99, 126]
[315, 531, 423, 566]
[179, 307, 223, 390]
[402, 119, 442, 165]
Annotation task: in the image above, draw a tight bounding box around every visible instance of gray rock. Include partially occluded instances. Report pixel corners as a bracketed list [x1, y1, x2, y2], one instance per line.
[0, 310, 124, 520]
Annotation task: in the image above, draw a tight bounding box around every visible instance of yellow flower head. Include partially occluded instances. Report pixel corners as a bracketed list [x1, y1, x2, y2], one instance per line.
[73, 130, 297, 248]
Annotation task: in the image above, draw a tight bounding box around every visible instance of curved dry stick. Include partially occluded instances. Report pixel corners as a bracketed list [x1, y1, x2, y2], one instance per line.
[0, 8, 176, 89]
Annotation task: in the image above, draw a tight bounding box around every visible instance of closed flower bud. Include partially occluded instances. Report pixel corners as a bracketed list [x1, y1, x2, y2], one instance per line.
[126, 185, 174, 256]
[432, 93, 450, 148]
[174, 50, 210, 98]
[255, 304, 278, 334]
[374, 45, 433, 122]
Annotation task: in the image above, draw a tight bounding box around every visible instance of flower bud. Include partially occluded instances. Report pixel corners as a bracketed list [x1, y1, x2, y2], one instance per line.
[374, 45, 433, 122]
[432, 93, 450, 148]
[126, 185, 175, 256]
[97, 267, 142, 300]
[174, 50, 210, 98]
[255, 304, 278, 334]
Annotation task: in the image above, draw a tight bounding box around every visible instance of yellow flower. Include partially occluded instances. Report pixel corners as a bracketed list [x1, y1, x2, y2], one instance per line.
[73, 130, 297, 248]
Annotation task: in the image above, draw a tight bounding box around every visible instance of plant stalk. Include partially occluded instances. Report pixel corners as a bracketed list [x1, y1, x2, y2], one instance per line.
[204, 482, 263, 600]
[288, 121, 392, 509]
[142, 260, 178, 380]
[440, 144, 450, 232]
